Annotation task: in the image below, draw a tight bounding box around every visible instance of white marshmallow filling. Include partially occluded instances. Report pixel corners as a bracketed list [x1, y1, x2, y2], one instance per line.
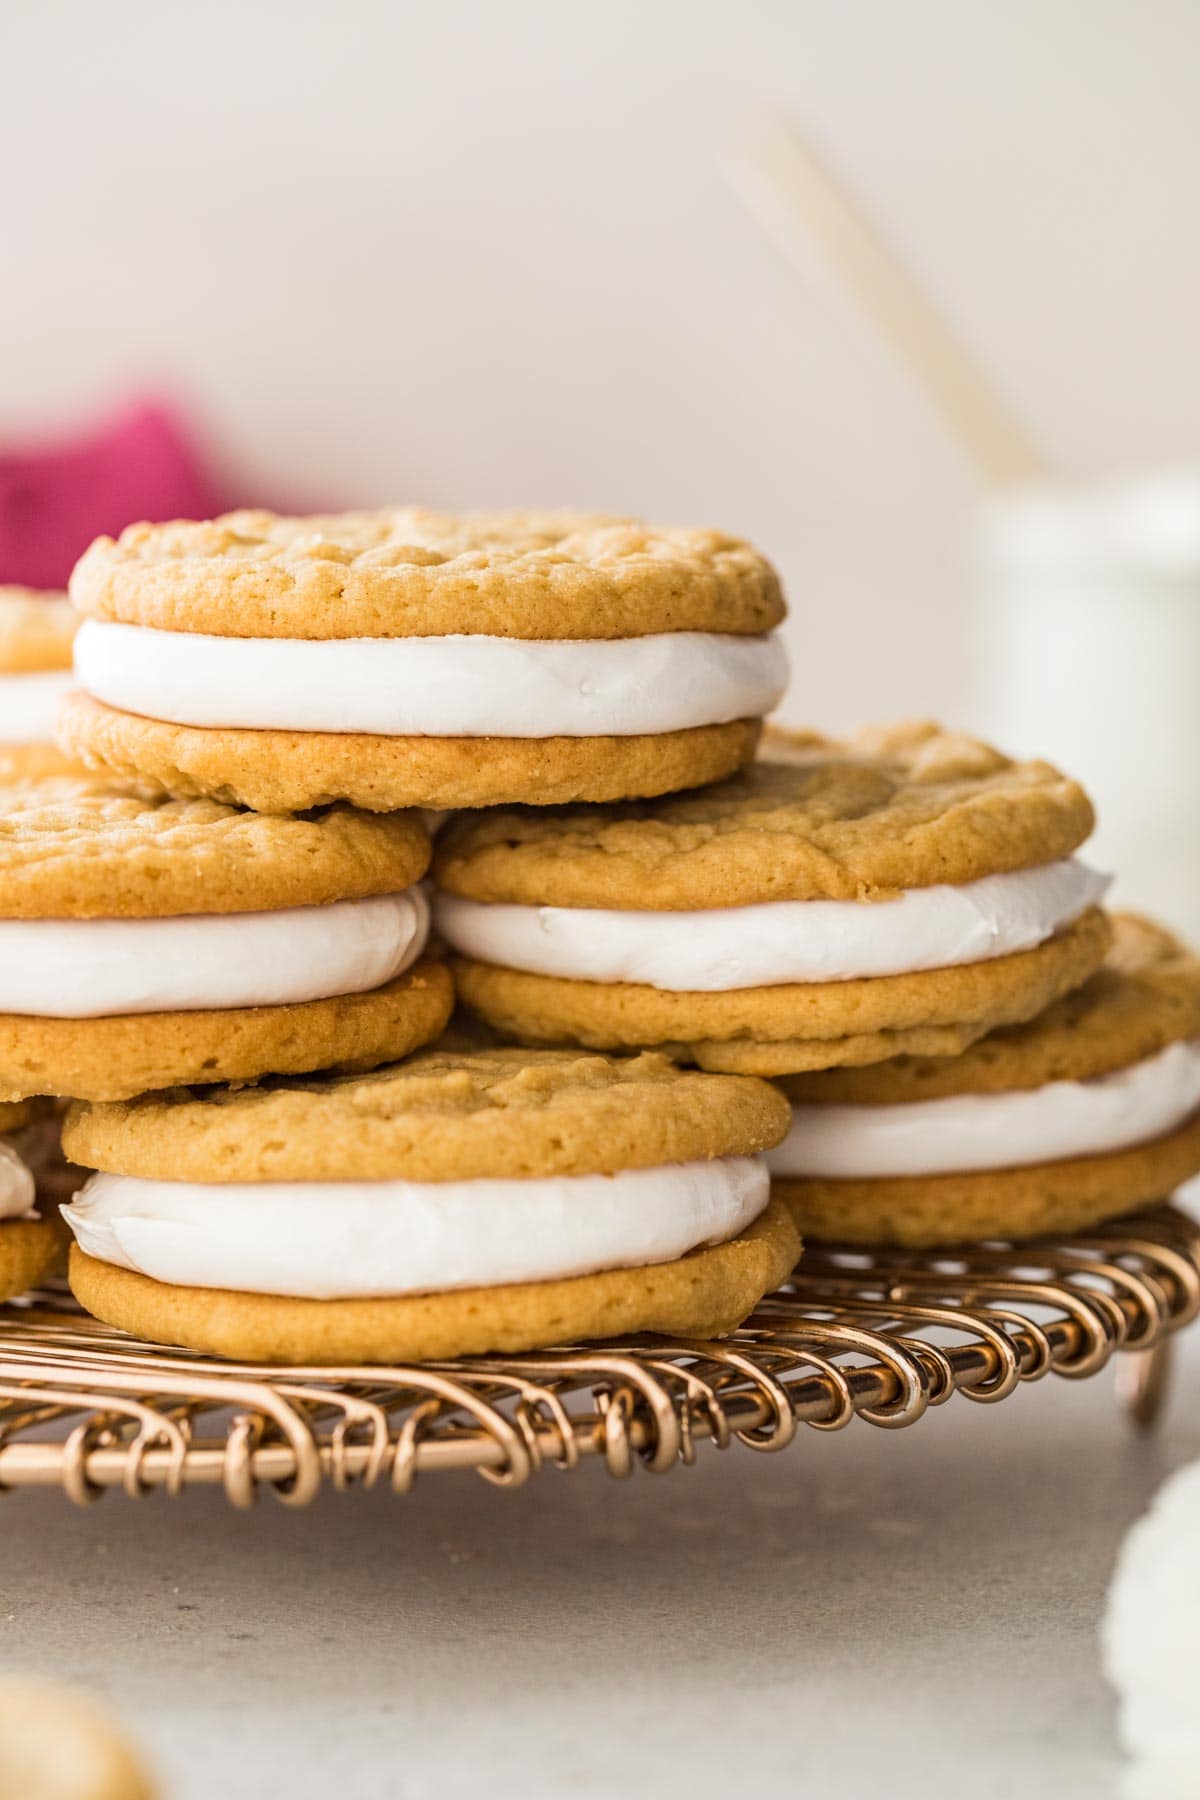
[0, 886, 430, 1018]
[766, 1039, 1200, 1181]
[435, 860, 1109, 992]
[74, 620, 789, 738]
[62, 1156, 770, 1300]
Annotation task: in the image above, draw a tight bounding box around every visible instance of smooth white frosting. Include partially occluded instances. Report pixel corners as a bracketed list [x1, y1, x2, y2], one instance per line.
[0, 1142, 36, 1221]
[435, 859, 1109, 991]
[0, 887, 429, 1018]
[767, 1039, 1200, 1180]
[0, 670, 75, 742]
[62, 1156, 769, 1299]
[74, 619, 789, 737]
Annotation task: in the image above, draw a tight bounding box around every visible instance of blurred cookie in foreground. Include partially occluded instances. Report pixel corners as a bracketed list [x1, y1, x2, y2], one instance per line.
[62, 508, 786, 811]
[436, 722, 1110, 1074]
[0, 780, 450, 1101]
[768, 914, 1200, 1246]
[62, 1049, 797, 1363]
[0, 1100, 64, 1300]
[0, 1680, 157, 1800]
[0, 588, 82, 779]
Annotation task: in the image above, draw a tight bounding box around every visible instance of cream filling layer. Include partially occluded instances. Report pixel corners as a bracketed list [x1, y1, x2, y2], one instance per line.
[0, 1143, 36, 1221]
[0, 670, 75, 741]
[435, 860, 1108, 992]
[766, 1039, 1200, 1180]
[74, 620, 789, 737]
[0, 887, 429, 1018]
[62, 1156, 769, 1299]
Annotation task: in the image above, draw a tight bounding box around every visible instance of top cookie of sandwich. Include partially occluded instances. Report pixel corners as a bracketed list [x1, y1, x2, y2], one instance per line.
[436, 723, 1095, 910]
[0, 779, 430, 918]
[0, 589, 77, 673]
[779, 914, 1200, 1104]
[69, 508, 784, 641]
[63, 1046, 790, 1182]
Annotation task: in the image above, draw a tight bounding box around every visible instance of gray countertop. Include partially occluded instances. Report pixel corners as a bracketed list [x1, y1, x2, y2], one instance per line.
[4, 1326, 1197, 1799]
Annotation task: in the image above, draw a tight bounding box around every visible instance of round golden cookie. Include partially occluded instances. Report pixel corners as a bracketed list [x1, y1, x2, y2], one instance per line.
[0, 1216, 63, 1301]
[0, 1681, 157, 1800]
[436, 722, 1095, 907]
[773, 1115, 1200, 1248]
[0, 777, 430, 916]
[778, 913, 1200, 1104]
[0, 961, 453, 1103]
[450, 907, 1113, 1077]
[57, 694, 761, 814]
[69, 508, 784, 640]
[64, 1047, 791, 1182]
[0, 587, 77, 672]
[68, 1198, 800, 1363]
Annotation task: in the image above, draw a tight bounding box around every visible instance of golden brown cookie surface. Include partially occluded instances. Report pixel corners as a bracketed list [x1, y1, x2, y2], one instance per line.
[0, 587, 77, 672]
[0, 1680, 157, 1800]
[0, 776, 429, 916]
[70, 509, 784, 640]
[0, 1216, 62, 1301]
[68, 1198, 800, 1363]
[0, 960, 453, 1103]
[778, 914, 1200, 1104]
[64, 1045, 790, 1181]
[436, 722, 1095, 908]
[58, 694, 761, 814]
[773, 1114, 1200, 1247]
[0, 742, 89, 782]
[451, 908, 1111, 1076]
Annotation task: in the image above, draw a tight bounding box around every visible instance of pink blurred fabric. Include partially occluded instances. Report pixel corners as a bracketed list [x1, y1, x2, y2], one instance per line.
[0, 400, 231, 590]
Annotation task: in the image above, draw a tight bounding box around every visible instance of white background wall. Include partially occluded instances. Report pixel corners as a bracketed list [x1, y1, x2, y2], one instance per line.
[3, 0, 1199, 730]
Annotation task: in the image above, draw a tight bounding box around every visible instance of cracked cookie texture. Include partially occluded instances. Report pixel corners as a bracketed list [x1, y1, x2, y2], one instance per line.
[436, 722, 1095, 908]
[0, 778, 430, 917]
[63, 1047, 791, 1182]
[69, 508, 785, 640]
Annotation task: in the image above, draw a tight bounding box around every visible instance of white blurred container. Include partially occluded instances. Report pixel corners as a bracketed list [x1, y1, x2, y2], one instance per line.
[976, 470, 1200, 938]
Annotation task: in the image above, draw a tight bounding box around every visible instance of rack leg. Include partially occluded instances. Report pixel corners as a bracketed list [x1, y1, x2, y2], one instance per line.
[1114, 1339, 1173, 1430]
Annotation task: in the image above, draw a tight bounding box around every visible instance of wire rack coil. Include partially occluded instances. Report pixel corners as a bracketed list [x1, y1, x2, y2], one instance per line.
[0, 1204, 1195, 1507]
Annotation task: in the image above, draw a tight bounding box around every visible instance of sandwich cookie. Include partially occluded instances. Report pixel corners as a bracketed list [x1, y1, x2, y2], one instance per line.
[62, 508, 787, 812]
[435, 723, 1111, 1075]
[0, 1682, 157, 1800]
[769, 914, 1200, 1245]
[0, 780, 451, 1101]
[0, 587, 81, 779]
[0, 1099, 65, 1300]
[63, 1048, 799, 1363]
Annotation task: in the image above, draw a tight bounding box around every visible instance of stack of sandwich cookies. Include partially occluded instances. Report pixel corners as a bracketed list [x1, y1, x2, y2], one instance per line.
[0, 588, 80, 779]
[62, 509, 788, 812]
[62, 1049, 799, 1362]
[0, 1100, 65, 1300]
[0, 781, 451, 1100]
[435, 723, 1111, 1074]
[768, 914, 1200, 1246]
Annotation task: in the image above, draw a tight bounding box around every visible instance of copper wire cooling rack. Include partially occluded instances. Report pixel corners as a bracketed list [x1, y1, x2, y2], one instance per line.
[0, 1203, 1196, 1507]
